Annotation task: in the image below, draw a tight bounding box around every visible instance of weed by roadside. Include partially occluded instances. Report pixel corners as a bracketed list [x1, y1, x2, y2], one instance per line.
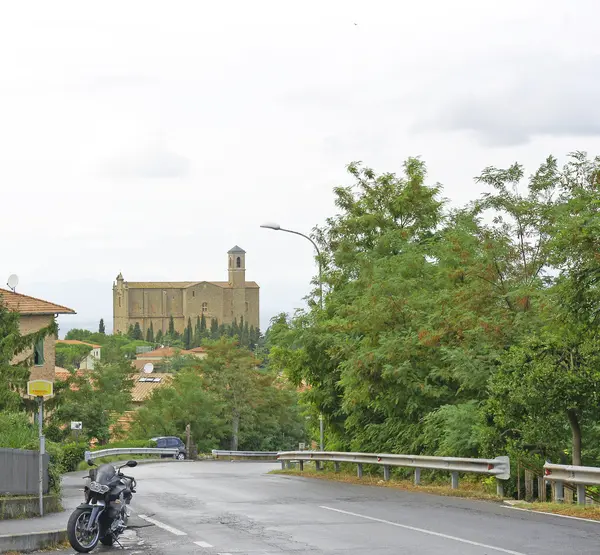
[270, 468, 502, 501]
[510, 502, 600, 521]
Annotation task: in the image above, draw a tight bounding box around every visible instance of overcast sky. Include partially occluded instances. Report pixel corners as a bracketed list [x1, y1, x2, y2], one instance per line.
[2, 0, 600, 336]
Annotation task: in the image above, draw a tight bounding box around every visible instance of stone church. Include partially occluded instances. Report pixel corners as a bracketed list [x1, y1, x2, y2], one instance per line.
[113, 246, 259, 336]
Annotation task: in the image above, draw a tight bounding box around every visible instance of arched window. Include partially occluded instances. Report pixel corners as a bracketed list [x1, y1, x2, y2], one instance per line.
[202, 302, 208, 313]
[236, 256, 241, 268]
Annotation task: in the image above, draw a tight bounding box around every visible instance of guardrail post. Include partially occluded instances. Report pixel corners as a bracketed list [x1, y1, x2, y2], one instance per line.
[496, 479, 504, 497]
[383, 465, 390, 481]
[414, 468, 421, 485]
[315, 461, 322, 471]
[280, 460, 286, 470]
[299, 460, 304, 471]
[357, 463, 363, 478]
[554, 480, 564, 503]
[577, 484, 586, 506]
[334, 462, 340, 473]
[451, 471, 459, 490]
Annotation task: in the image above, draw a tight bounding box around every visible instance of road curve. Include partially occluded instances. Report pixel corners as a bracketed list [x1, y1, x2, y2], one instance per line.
[50, 460, 600, 554]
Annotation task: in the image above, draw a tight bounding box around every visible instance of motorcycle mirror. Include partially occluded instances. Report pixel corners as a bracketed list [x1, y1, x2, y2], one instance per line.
[126, 460, 138, 468]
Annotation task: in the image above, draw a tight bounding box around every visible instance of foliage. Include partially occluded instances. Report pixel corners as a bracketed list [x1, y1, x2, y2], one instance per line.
[50, 360, 134, 445]
[267, 153, 600, 471]
[0, 411, 38, 448]
[99, 318, 106, 334]
[55, 342, 93, 370]
[0, 297, 57, 411]
[61, 443, 88, 472]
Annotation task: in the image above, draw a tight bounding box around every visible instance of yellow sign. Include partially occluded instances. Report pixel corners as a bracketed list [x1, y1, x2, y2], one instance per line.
[27, 380, 54, 397]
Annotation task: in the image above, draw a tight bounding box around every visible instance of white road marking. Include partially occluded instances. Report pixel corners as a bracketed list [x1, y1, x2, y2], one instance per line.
[137, 514, 187, 536]
[194, 541, 214, 547]
[320, 506, 527, 555]
[503, 504, 600, 524]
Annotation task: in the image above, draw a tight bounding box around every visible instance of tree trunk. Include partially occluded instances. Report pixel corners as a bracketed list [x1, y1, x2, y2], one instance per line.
[231, 410, 240, 451]
[567, 409, 582, 466]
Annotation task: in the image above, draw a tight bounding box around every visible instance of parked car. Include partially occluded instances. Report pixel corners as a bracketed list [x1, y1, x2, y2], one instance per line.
[151, 436, 186, 460]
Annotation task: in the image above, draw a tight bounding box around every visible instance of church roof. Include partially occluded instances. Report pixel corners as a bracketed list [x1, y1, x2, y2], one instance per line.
[125, 281, 259, 289]
[228, 245, 246, 254]
[0, 288, 76, 315]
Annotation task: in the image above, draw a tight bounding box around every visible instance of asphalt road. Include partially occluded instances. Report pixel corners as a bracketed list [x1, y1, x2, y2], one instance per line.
[38, 460, 600, 554]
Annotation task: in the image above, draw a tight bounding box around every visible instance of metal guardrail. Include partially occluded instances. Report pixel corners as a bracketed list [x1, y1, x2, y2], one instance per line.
[278, 451, 511, 495]
[85, 448, 179, 461]
[543, 462, 600, 505]
[212, 450, 278, 459]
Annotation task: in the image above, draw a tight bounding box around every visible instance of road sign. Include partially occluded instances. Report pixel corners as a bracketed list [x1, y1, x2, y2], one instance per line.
[27, 380, 53, 397]
[71, 421, 83, 430]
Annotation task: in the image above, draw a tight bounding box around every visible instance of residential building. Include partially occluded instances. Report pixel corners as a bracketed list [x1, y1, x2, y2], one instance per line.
[1, 288, 75, 382]
[56, 339, 101, 370]
[112, 246, 259, 337]
[132, 346, 206, 371]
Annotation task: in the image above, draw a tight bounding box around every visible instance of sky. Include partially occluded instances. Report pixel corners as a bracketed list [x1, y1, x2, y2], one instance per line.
[1, 0, 600, 336]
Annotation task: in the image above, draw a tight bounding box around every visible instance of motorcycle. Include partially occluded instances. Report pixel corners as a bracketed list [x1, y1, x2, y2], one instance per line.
[67, 459, 138, 553]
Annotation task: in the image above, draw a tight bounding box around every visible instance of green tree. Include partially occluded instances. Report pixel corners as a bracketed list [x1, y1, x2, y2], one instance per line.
[200, 339, 261, 450]
[0, 295, 56, 412]
[130, 368, 226, 452]
[127, 324, 135, 339]
[146, 322, 155, 343]
[132, 322, 143, 341]
[210, 318, 219, 339]
[168, 316, 176, 337]
[52, 360, 134, 444]
[98, 318, 106, 334]
[155, 329, 163, 344]
[200, 313, 207, 334]
[55, 342, 93, 370]
[183, 317, 193, 349]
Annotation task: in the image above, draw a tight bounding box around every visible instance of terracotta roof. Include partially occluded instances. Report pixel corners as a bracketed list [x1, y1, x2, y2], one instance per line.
[136, 346, 206, 359]
[57, 340, 101, 349]
[0, 288, 75, 315]
[123, 281, 259, 290]
[132, 373, 173, 402]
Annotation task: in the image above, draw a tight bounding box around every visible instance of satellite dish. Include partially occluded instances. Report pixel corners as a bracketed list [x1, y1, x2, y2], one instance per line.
[143, 363, 154, 374]
[7, 274, 19, 292]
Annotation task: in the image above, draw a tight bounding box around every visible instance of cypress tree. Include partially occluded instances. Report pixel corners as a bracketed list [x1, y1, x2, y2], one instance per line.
[155, 329, 163, 344]
[98, 318, 106, 334]
[146, 322, 154, 343]
[200, 313, 207, 333]
[133, 322, 143, 340]
[211, 318, 219, 339]
[184, 317, 193, 349]
[168, 316, 175, 336]
[127, 324, 135, 339]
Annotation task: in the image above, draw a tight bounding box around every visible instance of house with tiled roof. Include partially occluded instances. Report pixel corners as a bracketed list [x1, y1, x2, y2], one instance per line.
[131, 346, 206, 371]
[0, 288, 75, 383]
[113, 246, 259, 338]
[57, 339, 101, 370]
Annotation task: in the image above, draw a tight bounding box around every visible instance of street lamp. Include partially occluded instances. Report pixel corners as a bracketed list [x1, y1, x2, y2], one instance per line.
[261, 222, 325, 450]
[260, 223, 323, 310]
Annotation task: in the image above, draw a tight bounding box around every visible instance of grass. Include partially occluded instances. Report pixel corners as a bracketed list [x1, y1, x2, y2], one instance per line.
[270, 468, 502, 501]
[511, 501, 600, 520]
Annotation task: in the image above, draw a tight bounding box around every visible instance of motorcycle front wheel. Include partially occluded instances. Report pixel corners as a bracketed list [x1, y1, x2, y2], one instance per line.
[67, 508, 100, 553]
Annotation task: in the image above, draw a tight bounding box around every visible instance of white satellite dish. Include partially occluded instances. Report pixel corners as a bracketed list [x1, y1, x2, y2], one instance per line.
[7, 274, 19, 292]
[143, 363, 154, 374]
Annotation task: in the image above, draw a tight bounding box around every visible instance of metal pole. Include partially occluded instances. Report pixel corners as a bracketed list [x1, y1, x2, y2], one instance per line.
[38, 397, 44, 517]
[319, 414, 324, 451]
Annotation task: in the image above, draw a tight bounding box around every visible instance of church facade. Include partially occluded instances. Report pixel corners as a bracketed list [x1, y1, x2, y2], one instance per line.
[113, 246, 259, 336]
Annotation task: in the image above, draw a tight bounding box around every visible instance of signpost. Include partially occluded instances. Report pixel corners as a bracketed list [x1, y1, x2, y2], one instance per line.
[27, 380, 53, 517]
[71, 421, 83, 444]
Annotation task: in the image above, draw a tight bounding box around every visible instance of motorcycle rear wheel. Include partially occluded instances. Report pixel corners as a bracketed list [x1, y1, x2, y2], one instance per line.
[67, 508, 100, 553]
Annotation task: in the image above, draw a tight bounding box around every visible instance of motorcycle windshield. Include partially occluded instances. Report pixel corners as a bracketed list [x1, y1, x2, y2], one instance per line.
[94, 463, 117, 485]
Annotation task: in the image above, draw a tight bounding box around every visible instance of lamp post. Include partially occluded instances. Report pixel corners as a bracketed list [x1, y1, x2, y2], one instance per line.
[261, 222, 325, 450]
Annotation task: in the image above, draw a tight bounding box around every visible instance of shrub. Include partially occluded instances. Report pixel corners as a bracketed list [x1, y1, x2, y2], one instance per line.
[0, 412, 37, 448]
[61, 443, 89, 472]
